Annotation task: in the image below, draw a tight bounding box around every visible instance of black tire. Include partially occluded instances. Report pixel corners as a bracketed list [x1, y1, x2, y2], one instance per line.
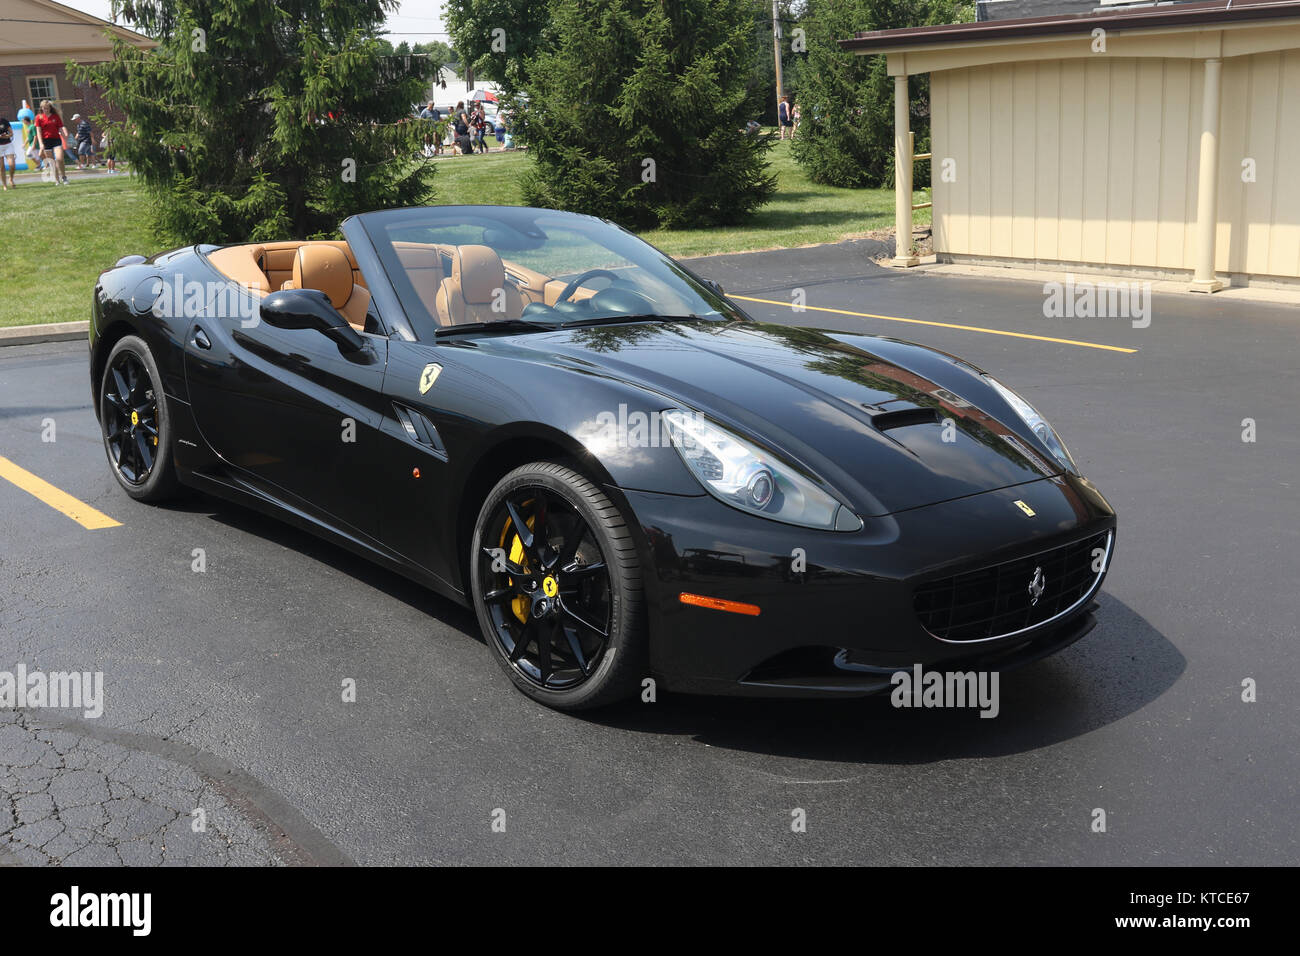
[99, 334, 180, 502]
[470, 461, 647, 711]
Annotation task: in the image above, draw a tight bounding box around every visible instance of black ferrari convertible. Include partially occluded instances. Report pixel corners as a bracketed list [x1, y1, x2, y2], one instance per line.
[89, 205, 1115, 709]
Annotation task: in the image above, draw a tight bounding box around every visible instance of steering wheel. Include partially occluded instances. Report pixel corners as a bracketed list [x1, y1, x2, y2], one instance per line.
[555, 269, 621, 305]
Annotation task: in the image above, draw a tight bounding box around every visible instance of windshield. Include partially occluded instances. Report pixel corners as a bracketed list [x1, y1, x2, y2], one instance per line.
[352, 206, 744, 341]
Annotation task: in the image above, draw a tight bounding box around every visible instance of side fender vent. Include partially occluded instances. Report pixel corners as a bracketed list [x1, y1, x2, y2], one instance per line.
[393, 403, 447, 457]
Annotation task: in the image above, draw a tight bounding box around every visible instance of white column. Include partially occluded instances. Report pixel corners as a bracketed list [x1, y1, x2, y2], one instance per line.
[1190, 57, 1224, 293]
[893, 73, 918, 267]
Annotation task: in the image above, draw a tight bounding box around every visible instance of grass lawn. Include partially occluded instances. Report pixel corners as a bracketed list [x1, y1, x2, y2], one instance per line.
[0, 175, 163, 329]
[0, 140, 929, 327]
[642, 140, 930, 258]
[432, 139, 930, 259]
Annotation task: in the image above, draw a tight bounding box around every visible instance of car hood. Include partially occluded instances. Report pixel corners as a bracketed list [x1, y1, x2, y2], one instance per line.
[489, 320, 1063, 516]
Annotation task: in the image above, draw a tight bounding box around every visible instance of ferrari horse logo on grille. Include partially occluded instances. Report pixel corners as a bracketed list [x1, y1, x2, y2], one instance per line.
[418, 363, 443, 394]
[1027, 566, 1047, 606]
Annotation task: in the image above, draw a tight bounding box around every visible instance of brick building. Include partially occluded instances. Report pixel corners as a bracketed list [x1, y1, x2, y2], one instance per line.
[1, 0, 154, 121]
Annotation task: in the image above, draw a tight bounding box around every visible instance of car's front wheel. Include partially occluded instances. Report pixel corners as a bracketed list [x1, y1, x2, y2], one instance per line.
[470, 462, 646, 710]
[99, 335, 180, 502]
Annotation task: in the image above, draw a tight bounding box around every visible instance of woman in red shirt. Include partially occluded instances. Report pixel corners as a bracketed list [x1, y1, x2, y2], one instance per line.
[34, 100, 68, 185]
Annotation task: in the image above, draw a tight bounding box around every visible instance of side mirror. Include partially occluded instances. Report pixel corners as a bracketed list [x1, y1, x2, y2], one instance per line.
[702, 278, 725, 297]
[260, 289, 364, 352]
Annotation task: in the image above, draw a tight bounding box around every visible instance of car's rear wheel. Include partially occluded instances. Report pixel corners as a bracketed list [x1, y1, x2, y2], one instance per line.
[470, 462, 646, 710]
[100, 335, 180, 502]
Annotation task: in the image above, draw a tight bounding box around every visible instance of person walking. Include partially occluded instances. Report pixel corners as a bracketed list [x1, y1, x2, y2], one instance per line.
[470, 104, 487, 153]
[34, 100, 69, 184]
[418, 100, 443, 155]
[101, 129, 116, 173]
[777, 94, 794, 140]
[21, 113, 41, 171]
[0, 112, 17, 190]
[72, 113, 94, 169]
[453, 101, 472, 155]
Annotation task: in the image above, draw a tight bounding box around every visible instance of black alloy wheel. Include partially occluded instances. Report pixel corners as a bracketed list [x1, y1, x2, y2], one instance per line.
[100, 335, 179, 501]
[471, 462, 646, 710]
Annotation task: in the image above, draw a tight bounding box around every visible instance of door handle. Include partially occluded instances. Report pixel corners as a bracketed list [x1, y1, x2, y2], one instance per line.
[192, 327, 212, 350]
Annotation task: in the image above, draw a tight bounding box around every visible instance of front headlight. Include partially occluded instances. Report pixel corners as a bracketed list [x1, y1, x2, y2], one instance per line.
[661, 409, 862, 532]
[983, 375, 1077, 473]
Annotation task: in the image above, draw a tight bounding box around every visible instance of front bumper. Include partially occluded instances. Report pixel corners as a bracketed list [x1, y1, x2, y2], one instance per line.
[618, 473, 1115, 697]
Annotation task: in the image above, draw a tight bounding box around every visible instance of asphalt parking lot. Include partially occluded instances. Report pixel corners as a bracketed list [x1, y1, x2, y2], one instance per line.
[1, 243, 1297, 865]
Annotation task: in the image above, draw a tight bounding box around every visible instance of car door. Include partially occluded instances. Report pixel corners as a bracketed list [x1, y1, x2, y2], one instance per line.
[369, 338, 470, 586]
[183, 281, 389, 539]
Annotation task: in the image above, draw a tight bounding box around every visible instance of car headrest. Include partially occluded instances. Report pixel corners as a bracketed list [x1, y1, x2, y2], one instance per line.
[247, 244, 267, 275]
[210, 243, 269, 294]
[293, 244, 353, 308]
[453, 244, 505, 304]
[395, 244, 442, 272]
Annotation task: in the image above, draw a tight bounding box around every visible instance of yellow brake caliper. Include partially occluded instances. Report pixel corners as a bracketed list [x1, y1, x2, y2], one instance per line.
[500, 507, 536, 624]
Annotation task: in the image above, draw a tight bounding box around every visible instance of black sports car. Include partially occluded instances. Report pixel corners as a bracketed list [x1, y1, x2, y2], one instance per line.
[89, 205, 1116, 710]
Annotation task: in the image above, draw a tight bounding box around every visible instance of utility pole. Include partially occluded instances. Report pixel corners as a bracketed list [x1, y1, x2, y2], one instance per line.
[772, 0, 784, 120]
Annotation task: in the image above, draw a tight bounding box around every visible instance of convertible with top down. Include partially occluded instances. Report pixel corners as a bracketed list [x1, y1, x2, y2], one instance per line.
[89, 205, 1116, 709]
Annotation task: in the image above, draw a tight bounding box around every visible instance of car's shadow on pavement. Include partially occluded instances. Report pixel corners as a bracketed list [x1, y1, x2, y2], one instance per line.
[582, 597, 1183, 764]
[157, 495, 481, 638]
[157, 495, 1180, 763]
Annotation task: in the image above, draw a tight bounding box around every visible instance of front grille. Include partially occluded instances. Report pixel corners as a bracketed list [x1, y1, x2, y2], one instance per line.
[913, 531, 1112, 643]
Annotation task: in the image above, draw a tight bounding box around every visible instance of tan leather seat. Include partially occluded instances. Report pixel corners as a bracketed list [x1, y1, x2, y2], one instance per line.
[435, 245, 524, 326]
[208, 240, 367, 300]
[207, 244, 271, 295]
[394, 244, 445, 322]
[282, 244, 371, 331]
[261, 240, 366, 291]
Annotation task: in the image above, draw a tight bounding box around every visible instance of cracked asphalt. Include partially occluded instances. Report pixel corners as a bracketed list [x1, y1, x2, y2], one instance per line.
[0, 242, 1296, 865]
[0, 711, 288, 866]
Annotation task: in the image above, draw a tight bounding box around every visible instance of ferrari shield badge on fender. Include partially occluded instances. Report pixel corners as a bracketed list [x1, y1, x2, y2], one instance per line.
[1014, 499, 1036, 517]
[419, 363, 443, 394]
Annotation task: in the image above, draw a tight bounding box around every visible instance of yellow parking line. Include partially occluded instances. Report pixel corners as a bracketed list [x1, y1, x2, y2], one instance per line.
[0, 455, 121, 530]
[730, 295, 1138, 354]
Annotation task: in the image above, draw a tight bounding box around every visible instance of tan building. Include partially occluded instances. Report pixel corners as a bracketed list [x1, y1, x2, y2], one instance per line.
[1, 0, 153, 119]
[841, 0, 1300, 291]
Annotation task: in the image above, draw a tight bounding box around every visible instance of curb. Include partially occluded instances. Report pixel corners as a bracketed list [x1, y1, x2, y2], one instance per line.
[0, 322, 89, 347]
[908, 262, 1300, 307]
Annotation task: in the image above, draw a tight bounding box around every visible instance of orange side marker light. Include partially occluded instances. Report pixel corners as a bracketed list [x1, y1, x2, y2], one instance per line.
[679, 592, 761, 616]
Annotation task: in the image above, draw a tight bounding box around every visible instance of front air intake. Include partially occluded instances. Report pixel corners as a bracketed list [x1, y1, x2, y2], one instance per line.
[913, 530, 1113, 643]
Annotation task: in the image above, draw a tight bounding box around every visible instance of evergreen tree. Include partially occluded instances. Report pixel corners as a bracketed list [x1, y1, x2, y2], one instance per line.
[76, 0, 440, 242]
[791, 0, 972, 188]
[517, 0, 776, 229]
